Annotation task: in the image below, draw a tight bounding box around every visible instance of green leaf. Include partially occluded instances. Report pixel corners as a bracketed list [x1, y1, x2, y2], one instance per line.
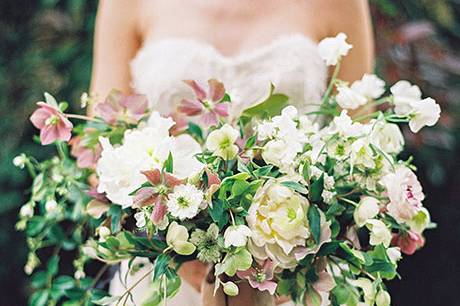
[240, 84, 289, 124]
[105, 236, 120, 249]
[53, 275, 75, 291]
[302, 160, 311, 181]
[107, 205, 122, 233]
[31, 271, 49, 289]
[29, 290, 49, 306]
[164, 152, 174, 173]
[309, 174, 324, 202]
[47, 255, 59, 277]
[332, 284, 350, 304]
[187, 122, 203, 141]
[231, 180, 250, 197]
[153, 254, 170, 281]
[307, 205, 321, 244]
[93, 296, 121, 305]
[281, 181, 308, 195]
[253, 165, 273, 178]
[244, 135, 257, 149]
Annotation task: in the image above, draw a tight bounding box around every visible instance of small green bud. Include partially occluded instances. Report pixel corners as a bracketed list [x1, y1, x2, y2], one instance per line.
[223, 281, 239, 296]
[376, 290, 391, 306]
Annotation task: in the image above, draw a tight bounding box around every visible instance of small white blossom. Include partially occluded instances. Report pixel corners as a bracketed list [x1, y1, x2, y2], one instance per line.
[167, 184, 204, 220]
[350, 138, 375, 168]
[370, 121, 404, 153]
[323, 174, 335, 190]
[223, 225, 252, 248]
[257, 121, 276, 141]
[336, 84, 367, 110]
[19, 203, 34, 218]
[386, 247, 402, 264]
[310, 166, 323, 179]
[352, 74, 386, 100]
[321, 190, 336, 204]
[166, 221, 196, 255]
[318, 33, 353, 66]
[13, 155, 26, 169]
[134, 211, 146, 228]
[206, 124, 240, 160]
[390, 80, 422, 116]
[45, 199, 58, 213]
[376, 290, 391, 306]
[74, 270, 86, 280]
[408, 97, 441, 133]
[366, 220, 392, 247]
[97, 226, 111, 242]
[354, 197, 380, 227]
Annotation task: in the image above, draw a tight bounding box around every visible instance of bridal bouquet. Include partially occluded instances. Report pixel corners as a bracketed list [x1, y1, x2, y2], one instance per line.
[17, 33, 440, 306]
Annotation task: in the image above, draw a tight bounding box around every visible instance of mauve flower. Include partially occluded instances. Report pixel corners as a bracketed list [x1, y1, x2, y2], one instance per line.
[391, 231, 425, 255]
[30, 102, 73, 145]
[236, 260, 278, 295]
[69, 133, 102, 168]
[94, 89, 148, 124]
[178, 79, 229, 126]
[133, 169, 182, 225]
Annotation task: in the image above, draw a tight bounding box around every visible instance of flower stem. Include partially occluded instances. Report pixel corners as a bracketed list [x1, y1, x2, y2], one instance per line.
[66, 113, 104, 123]
[322, 61, 342, 105]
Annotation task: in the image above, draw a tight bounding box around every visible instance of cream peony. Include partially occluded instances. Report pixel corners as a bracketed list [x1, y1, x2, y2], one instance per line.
[96, 112, 204, 207]
[318, 33, 353, 66]
[246, 181, 330, 269]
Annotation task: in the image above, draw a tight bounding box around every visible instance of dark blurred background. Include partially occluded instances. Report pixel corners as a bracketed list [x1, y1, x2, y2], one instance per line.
[0, 0, 459, 305]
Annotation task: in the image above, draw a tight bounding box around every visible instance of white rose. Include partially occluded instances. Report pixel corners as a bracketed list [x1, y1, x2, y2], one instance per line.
[352, 74, 386, 100]
[318, 33, 353, 66]
[366, 220, 392, 247]
[408, 97, 441, 133]
[354, 197, 380, 227]
[224, 225, 252, 248]
[390, 80, 422, 116]
[336, 84, 367, 110]
[206, 124, 240, 160]
[370, 121, 404, 153]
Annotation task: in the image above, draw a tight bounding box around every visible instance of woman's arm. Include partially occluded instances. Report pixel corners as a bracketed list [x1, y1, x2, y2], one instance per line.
[89, 0, 142, 114]
[326, 0, 375, 81]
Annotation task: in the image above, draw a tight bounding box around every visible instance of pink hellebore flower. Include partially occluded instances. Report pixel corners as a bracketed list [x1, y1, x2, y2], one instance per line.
[236, 260, 278, 295]
[94, 89, 148, 125]
[30, 102, 73, 145]
[391, 231, 425, 255]
[178, 79, 229, 126]
[69, 134, 102, 169]
[133, 169, 183, 225]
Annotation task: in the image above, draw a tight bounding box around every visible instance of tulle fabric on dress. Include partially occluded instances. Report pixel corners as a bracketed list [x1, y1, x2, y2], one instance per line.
[109, 34, 327, 306]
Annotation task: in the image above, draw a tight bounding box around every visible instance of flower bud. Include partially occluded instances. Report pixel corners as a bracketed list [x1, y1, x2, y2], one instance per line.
[45, 199, 58, 213]
[13, 155, 26, 169]
[223, 281, 239, 296]
[376, 290, 391, 306]
[19, 203, 34, 218]
[98, 226, 111, 241]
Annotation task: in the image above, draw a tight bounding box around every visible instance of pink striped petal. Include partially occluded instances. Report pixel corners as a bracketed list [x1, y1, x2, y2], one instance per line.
[40, 125, 60, 145]
[202, 112, 218, 126]
[142, 169, 162, 185]
[208, 79, 225, 102]
[184, 80, 206, 100]
[151, 198, 168, 225]
[164, 173, 183, 188]
[30, 107, 51, 129]
[213, 103, 229, 117]
[178, 99, 203, 116]
[133, 187, 157, 208]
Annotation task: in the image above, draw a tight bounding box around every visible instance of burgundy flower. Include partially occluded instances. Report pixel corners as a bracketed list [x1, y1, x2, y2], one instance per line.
[236, 260, 277, 295]
[30, 102, 73, 145]
[94, 89, 148, 125]
[391, 231, 425, 255]
[178, 79, 229, 126]
[69, 133, 102, 169]
[133, 169, 183, 225]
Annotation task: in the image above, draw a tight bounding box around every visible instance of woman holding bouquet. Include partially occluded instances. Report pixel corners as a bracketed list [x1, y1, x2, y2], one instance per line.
[90, 0, 374, 305]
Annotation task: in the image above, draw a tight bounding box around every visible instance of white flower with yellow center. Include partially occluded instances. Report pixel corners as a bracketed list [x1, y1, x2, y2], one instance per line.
[167, 184, 204, 220]
[206, 124, 240, 160]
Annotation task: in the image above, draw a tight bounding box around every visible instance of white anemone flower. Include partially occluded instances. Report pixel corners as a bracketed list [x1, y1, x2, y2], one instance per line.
[167, 184, 204, 220]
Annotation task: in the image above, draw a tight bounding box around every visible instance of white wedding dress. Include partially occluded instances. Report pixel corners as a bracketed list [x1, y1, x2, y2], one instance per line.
[109, 34, 327, 306]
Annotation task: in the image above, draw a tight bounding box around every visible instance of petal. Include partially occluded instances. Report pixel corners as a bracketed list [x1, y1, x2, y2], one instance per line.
[202, 112, 218, 126]
[312, 272, 336, 293]
[257, 281, 277, 295]
[86, 199, 110, 219]
[213, 103, 229, 117]
[40, 125, 59, 145]
[174, 241, 196, 255]
[142, 169, 162, 185]
[164, 173, 183, 188]
[208, 79, 225, 102]
[30, 107, 51, 129]
[236, 268, 256, 280]
[178, 99, 203, 116]
[123, 94, 148, 115]
[133, 187, 157, 207]
[184, 80, 206, 100]
[151, 199, 168, 225]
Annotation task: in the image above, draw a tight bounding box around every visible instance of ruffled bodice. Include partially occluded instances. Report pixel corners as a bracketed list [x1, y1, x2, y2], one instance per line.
[130, 34, 327, 117]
